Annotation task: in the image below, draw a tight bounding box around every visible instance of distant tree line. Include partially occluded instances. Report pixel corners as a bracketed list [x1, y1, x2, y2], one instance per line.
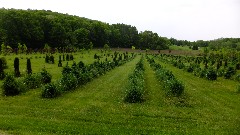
[0, 8, 239, 51]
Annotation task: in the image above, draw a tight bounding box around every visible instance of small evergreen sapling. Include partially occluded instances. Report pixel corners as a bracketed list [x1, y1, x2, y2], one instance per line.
[14, 57, 21, 77]
[27, 58, 32, 74]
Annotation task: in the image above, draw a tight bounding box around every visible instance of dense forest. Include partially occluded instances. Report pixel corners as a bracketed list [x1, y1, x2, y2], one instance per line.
[0, 8, 240, 51]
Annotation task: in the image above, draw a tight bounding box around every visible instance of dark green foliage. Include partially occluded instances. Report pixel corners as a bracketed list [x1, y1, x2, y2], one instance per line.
[14, 57, 21, 77]
[224, 67, 236, 79]
[2, 74, 20, 96]
[0, 57, 8, 69]
[236, 63, 240, 70]
[62, 65, 72, 75]
[206, 68, 217, 80]
[40, 68, 52, 84]
[58, 59, 62, 67]
[166, 79, 184, 96]
[49, 55, 54, 63]
[59, 73, 78, 91]
[45, 55, 50, 63]
[235, 74, 240, 82]
[0, 58, 5, 80]
[192, 45, 198, 50]
[66, 54, 70, 61]
[70, 54, 74, 60]
[125, 58, 145, 103]
[186, 65, 194, 73]
[78, 61, 84, 68]
[42, 83, 60, 98]
[24, 73, 42, 89]
[27, 58, 32, 74]
[63, 54, 65, 61]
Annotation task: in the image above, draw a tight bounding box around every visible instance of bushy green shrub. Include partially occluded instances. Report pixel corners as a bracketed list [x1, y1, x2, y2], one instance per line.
[0, 58, 5, 80]
[62, 65, 72, 75]
[206, 68, 217, 80]
[2, 74, 20, 96]
[24, 73, 42, 89]
[0, 57, 7, 69]
[40, 68, 52, 84]
[224, 67, 236, 79]
[42, 83, 60, 98]
[59, 73, 78, 91]
[166, 79, 184, 96]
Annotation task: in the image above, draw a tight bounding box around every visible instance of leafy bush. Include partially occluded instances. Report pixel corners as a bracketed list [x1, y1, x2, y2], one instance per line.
[2, 74, 20, 96]
[62, 65, 72, 75]
[42, 83, 60, 98]
[24, 73, 42, 89]
[206, 68, 217, 80]
[186, 65, 194, 73]
[0, 57, 7, 69]
[0, 58, 5, 80]
[166, 79, 184, 96]
[40, 68, 52, 84]
[59, 73, 78, 92]
[224, 67, 236, 79]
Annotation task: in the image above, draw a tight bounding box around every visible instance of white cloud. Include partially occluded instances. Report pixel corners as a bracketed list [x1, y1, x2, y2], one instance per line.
[0, 0, 239, 41]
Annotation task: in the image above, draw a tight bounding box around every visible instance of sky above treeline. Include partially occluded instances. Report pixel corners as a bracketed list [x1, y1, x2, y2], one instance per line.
[1, 0, 239, 41]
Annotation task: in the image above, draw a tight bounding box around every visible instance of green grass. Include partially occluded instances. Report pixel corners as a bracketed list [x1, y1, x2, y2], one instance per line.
[0, 51, 239, 134]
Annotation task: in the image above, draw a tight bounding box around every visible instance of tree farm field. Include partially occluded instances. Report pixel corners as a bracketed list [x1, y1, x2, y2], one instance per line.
[0, 50, 239, 135]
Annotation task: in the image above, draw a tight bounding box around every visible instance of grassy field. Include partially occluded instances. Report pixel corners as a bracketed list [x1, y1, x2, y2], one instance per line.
[0, 51, 239, 134]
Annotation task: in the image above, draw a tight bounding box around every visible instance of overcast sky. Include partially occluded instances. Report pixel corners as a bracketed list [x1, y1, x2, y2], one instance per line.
[1, 0, 239, 41]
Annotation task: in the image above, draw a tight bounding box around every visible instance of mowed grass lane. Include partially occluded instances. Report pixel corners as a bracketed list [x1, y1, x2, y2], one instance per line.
[155, 58, 240, 134]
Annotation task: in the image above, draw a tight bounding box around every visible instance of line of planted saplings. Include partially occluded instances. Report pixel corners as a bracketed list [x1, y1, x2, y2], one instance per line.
[158, 54, 238, 81]
[1, 57, 52, 96]
[146, 55, 184, 97]
[42, 53, 136, 98]
[125, 56, 145, 103]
